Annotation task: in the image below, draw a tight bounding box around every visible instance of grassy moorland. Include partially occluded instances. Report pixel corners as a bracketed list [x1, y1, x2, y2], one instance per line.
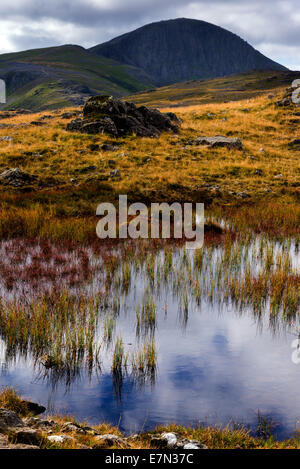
[0, 80, 298, 241]
[0, 78, 299, 450]
[0, 45, 151, 111]
[129, 70, 300, 107]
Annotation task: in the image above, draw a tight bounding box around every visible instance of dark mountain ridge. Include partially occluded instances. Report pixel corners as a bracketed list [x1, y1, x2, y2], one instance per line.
[90, 18, 287, 86]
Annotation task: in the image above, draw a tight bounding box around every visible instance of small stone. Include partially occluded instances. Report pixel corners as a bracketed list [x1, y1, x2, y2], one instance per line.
[62, 422, 85, 434]
[78, 165, 97, 174]
[82, 426, 100, 436]
[101, 144, 119, 152]
[183, 442, 208, 450]
[93, 434, 126, 447]
[110, 169, 120, 178]
[89, 143, 100, 152]
[237, 192, 250, 199]
[48, 435, 74, 444]
[194, 136, 243, 151]
[288, 139, 300, 149]
[183, 443, 200, 449]
[31, 121, 46, 126]
[0, 168, 37, 187]
[0, 136, 13, 142]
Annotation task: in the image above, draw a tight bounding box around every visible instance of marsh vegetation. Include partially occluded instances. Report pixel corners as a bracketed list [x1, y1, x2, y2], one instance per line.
[0, 84, 298, 443]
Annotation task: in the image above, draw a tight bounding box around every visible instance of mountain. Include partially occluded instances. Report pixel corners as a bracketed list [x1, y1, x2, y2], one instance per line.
[90, 18, 287, 86]
[0, 18, 288, 110]
[0, 45, 152, 110]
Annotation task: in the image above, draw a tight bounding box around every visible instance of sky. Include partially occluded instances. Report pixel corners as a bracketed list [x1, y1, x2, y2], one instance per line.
[0, 0, 299, 70]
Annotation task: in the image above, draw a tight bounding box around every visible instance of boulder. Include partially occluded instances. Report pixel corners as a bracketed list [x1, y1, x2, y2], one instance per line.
[67, 95, 180, 138]
[67, 117, 118, 136]
[276, 86, 300, 107]
[21, 400, 46, 416]
[161, 432, 177, 448]
[195, 135, 243, 150]
[0, 168, 37, 187]
[11, 428, 42, 446]
[0, 433, 39, 449]
[0, 409, 24, 431]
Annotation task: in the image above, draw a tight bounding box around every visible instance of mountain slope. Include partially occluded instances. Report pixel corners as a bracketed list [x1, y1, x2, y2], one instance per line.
[90, 18, 287, 86]
[0, 45, 153, 110]
[128, 70, 299, 108]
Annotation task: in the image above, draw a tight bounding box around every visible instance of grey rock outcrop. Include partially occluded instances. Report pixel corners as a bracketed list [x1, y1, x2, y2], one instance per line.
[67, 96, 180, 138]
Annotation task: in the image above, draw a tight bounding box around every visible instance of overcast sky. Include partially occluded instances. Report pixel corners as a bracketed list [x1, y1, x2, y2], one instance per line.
[0, 0, 299, 69]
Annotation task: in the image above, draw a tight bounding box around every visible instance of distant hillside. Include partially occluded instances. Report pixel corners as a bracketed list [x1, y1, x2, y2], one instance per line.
[90, 18, 287, 86]
[128, 70, 300, 107]
[0, 45, 152, 110]
[0, 18, 289, 111]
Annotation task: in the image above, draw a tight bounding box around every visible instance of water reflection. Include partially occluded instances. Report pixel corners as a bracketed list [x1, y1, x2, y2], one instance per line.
[0, 236, 299, 439]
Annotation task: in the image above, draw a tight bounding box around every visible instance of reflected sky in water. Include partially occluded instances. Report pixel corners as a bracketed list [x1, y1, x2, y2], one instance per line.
[1, 291, 300, 439]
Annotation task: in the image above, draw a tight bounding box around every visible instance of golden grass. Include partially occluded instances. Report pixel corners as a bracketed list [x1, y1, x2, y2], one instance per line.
[0, 387, 33, 417]
[0, 89, 298, 240]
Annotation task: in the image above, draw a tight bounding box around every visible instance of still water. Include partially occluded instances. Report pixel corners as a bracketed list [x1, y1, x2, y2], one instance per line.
[0, 238, 299, 439]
